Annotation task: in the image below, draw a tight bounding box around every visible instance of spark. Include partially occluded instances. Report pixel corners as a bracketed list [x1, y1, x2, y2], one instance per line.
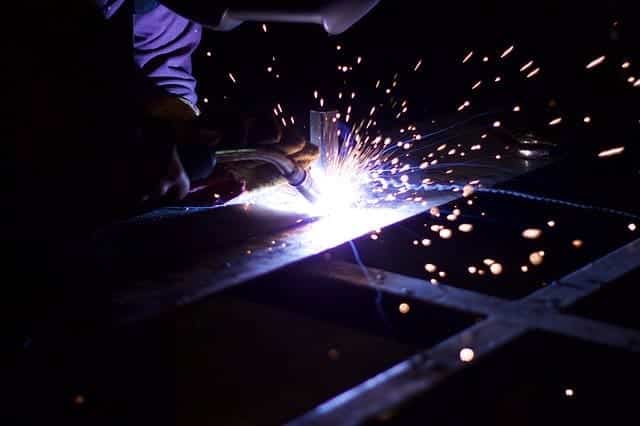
[526, 67, 541, 78]
[500, 45, 515, 58]
[529, 251, 544, 266]
[628, 223, 637, 231]
[370, 233, 379, 240]
[314, 90, 318, 99]
[547, 220, 556, 227]
[597, 146, 625, 158]
[548, 117, 563, 126]
[438, 228, 453, 240]
[228, 72, 237, 84]
[261, 23, 268, 33]
[586, 55, 606, 69]
[490, 263, 503, 275]
[458, 100, 471, 111]
[421, 238, 432, 246]
[634, 80, 640, 87]
[565, 388, 574, 397]
[414, 59, 423, 71]
[398, 303, 410, 314]
[336, 44, 342, 51]
[203, 97, 209, 103]
[622, 61, 631, 69]
[357, 56, 363, 64]
[206, 51, 212, 57]
[520, 61, 534, 72]
[583, 115, 591, 123]
[572, 239, 584, 248]
[494, 76, 502, 83]
[472, 80, 482, 90]
[462, 51, 474, 63]
[522, 228, 542, 239]
[627, 76, 636, 83]
[468, 266, 477, 274]
[459, 348, 475, 362]
[482, 56, 489, 63]
[483, 258, 495, 266]
[521, 265, 529, 272]
[458, 223, 473, 232]
[425, 263, 437, 273]
[493, 121, 502, 128]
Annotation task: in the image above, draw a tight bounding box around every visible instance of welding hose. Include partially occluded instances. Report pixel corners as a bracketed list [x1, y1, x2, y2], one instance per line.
[215, 148, 321, 203]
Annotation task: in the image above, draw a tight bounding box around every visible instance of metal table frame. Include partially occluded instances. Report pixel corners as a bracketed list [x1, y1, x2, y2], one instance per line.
[288, 238, 640, 425]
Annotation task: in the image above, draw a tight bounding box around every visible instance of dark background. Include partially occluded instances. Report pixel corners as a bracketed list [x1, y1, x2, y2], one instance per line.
[194, 0, 639, 155]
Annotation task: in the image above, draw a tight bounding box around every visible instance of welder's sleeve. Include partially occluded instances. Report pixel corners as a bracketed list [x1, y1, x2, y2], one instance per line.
[133, 4, 202, 113]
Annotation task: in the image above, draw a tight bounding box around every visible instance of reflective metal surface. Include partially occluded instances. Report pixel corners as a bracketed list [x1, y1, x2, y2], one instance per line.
[107, 149, 549, 322]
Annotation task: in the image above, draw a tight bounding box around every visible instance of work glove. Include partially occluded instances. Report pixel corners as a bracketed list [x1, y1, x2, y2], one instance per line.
[222, 115, 319, 191]
[140, 96, 319, 205]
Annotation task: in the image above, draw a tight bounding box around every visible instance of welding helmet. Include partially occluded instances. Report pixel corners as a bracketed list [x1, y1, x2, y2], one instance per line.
[159, 0, 381, 35]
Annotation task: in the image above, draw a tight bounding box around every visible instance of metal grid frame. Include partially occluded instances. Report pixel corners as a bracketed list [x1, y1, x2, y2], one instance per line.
[288, 238, 640, 425]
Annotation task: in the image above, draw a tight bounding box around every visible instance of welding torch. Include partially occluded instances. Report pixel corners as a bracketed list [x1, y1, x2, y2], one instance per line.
[175, 106, 347, 206]
[177, 144, 321, 204]
[215, 149, 321, 203]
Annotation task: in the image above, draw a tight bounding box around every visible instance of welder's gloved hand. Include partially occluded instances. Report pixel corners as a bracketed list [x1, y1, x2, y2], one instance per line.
[225, 119, 320, 191]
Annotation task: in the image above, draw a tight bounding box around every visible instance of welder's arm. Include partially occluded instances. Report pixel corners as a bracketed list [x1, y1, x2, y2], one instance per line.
[133, 2, 203, 117]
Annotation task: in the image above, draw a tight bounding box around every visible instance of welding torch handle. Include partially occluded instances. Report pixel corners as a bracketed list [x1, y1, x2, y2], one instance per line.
[216, 148, 320, 203]
[215, 149, 302, 181]
[177, 146, 319, 203]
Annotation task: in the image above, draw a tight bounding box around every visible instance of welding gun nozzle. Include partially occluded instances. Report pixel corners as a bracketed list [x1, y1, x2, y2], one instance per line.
[287, 168, 322, 204]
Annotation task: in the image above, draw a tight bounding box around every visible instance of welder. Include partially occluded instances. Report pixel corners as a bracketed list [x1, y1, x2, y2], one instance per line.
[12, 1, 379, 236]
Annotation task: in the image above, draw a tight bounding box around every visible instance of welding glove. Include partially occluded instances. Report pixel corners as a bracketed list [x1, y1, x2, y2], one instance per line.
[222, 115, 320, 191]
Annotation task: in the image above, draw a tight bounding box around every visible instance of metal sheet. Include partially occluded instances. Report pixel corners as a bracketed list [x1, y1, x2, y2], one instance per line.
[108, 153, 549, 322]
